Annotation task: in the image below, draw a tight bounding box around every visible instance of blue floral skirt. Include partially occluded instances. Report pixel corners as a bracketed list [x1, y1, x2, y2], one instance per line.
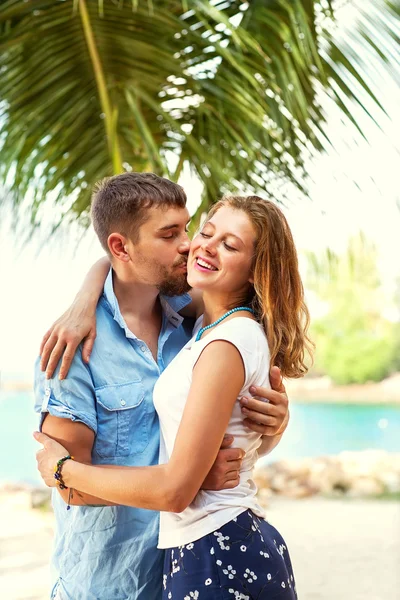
[163, 509, 297, 599]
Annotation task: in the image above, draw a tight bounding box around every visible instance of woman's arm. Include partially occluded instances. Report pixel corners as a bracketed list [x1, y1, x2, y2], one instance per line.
[40, 257, 110, 379]
[35, 340, 245, 512]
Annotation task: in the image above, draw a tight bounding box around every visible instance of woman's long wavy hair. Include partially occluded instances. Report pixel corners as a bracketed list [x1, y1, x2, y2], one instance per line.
[207, 195, 314, 378]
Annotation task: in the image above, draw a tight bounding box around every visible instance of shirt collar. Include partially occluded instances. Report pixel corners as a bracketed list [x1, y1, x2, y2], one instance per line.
[103, 269, 191, 337]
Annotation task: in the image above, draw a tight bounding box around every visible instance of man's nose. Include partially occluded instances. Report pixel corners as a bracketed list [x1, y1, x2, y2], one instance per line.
[178, 233, 191, 255]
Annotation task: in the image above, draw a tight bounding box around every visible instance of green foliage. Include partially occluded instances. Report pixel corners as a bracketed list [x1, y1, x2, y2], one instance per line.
[0, 0, 399, 236]
[307, 234, 399, 384]
[312, 317, 397, 384]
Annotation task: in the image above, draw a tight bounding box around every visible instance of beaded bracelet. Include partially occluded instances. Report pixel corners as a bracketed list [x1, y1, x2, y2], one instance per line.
[54, 455, 74, 490]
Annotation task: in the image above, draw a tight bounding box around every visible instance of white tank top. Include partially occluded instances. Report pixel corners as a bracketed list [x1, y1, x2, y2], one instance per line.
[153, 316, 270, 549]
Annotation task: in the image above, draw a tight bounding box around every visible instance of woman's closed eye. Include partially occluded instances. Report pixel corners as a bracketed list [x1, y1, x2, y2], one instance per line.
[223, 242, 237, 251]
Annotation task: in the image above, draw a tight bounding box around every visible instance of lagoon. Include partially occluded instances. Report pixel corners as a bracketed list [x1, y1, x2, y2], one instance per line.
[0, 390, 399, 484]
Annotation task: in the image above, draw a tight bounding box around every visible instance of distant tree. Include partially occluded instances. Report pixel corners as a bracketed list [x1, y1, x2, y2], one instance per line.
[306, 234, 398, 384]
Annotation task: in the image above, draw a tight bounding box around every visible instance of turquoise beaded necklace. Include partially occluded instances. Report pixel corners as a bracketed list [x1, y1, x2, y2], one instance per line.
[195, 306, 254, 342]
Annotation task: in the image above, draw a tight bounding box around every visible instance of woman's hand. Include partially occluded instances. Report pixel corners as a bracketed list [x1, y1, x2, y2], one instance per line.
[40, 297, 97, 380]
[34, 431, 70, 487]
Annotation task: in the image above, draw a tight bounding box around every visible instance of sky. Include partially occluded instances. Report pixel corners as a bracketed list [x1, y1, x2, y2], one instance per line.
[1, 9, 399, 381]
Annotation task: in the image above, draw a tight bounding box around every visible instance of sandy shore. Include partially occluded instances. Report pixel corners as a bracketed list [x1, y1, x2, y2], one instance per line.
[286, 372, 400, 404]
[1, 492, 399, 600]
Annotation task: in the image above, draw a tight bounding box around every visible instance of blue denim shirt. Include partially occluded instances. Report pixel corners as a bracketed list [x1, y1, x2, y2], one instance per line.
[34, 270, 192, 600]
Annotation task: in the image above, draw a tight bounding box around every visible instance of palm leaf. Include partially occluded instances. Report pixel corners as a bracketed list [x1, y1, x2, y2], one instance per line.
[0, 0, 399, 236]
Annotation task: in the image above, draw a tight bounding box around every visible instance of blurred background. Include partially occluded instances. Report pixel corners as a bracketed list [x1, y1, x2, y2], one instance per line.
[0, 1, 399, 599]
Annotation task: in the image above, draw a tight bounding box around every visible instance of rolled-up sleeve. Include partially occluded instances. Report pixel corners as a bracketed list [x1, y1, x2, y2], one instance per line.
[34, 353, 97, 434]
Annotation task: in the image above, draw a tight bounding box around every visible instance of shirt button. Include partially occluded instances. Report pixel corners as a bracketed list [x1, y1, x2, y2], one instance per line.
[45, 388, 51, 397]
[140, 346, 146, 352]
[120, 400, 126, 406]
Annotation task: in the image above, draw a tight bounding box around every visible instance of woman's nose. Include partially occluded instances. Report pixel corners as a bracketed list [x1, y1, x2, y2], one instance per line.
[201, 238, 217, 255]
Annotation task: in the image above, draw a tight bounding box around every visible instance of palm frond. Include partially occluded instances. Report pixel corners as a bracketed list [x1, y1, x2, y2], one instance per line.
[0, 0, 399, 236]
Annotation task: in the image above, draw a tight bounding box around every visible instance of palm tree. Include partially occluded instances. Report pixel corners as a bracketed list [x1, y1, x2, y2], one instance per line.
[0, 0, 399, 235]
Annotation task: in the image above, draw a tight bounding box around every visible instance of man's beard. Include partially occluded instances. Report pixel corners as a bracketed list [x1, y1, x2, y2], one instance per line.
[156, 259, 191, 297]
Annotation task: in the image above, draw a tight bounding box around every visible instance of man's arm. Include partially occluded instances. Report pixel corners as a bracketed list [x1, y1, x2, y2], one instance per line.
[40, 257, 110, 379]
[239, 366, 289, 456]
[42, 415, 115, 506]
[256, 410, 289, 457]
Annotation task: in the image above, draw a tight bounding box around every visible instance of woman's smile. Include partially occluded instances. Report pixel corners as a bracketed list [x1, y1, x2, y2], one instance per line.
[194, 256, 219, 272]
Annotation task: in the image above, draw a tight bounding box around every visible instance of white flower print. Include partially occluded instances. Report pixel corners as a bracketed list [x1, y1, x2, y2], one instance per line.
[259, 550, 269, 558]
[163, 574, 167, 590]
[267, 573, 272, 581]
[216, 559, 222, 566]
[172, 558, 180, 574]
[168, 593, 172, 599]
[229, 591, 249, 600]
[186, 543, 194, 550]
[281, 582, 286, 588]
[222, 565, 237, 579]
[243, 568, 257, 584]
[210, 547, 215, 555]
[240, 545, 247, 552]
[205, 578, 212, 586]
[277, 543, 287, 557]
[213, 531, 231, 550]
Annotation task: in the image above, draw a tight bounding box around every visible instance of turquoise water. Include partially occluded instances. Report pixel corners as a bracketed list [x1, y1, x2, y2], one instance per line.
[0, 390, 399, 484]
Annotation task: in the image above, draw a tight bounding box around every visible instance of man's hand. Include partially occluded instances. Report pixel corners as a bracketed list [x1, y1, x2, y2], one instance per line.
[239, 366, 289, 436]
[201, 435, 244, 491]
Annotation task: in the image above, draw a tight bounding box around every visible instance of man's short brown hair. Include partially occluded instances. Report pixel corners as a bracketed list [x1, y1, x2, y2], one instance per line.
[91, 172, 187, 252]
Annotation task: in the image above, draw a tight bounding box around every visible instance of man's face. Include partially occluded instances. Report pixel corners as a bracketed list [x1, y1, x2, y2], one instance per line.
[127, 205, 192, 296]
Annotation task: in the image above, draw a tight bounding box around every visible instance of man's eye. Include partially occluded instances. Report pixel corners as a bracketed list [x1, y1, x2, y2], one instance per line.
[162, 233, 176, 240]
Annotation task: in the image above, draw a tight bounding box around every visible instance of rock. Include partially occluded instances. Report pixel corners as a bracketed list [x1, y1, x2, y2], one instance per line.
[347, 477, 385, 497]
[31, 487, 52, 510]
[283, 484, 316, 499]
[257, 487, 272, 508]
[255, 451, 400, 500]
[379, 471, 400, 494]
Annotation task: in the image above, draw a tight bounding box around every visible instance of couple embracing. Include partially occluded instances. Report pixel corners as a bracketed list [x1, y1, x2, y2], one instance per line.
[34, 172, 312, 599]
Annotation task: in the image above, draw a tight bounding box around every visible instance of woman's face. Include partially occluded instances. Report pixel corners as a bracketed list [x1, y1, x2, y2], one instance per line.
[187, 205, 256, 296]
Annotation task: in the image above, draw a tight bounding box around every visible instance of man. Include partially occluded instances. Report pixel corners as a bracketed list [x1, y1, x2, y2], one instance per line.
[35, 173, 289, 600]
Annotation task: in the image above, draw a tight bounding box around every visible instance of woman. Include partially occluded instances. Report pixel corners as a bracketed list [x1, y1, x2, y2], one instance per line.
[36, 195, 313, 599]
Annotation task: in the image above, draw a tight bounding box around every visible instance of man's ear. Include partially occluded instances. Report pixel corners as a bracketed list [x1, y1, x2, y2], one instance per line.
[108, 233, 131, 262]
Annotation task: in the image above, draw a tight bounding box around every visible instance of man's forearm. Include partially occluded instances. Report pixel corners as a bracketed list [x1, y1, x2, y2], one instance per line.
[257, 410, 289, 457]
[257, 432, 284, 458]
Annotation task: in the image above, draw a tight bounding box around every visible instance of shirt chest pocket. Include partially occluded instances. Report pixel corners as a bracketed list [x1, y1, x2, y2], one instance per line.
[94, 381, 149, 458]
